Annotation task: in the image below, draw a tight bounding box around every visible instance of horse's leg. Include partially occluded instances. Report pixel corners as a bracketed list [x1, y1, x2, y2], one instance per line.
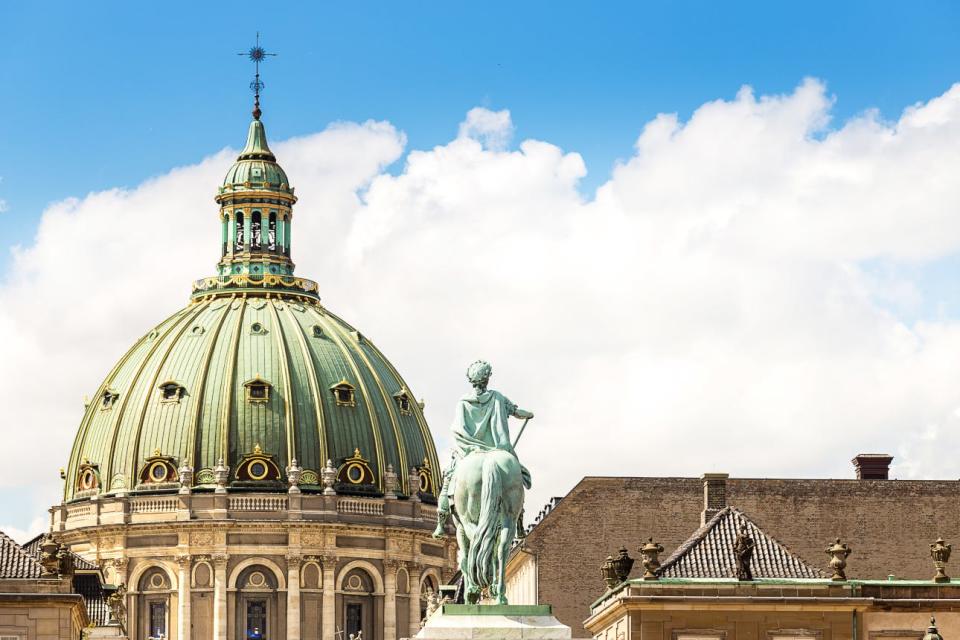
[492, 514, 515, 605]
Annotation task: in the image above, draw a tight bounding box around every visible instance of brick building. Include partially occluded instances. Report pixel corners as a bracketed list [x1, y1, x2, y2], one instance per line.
[506, 455, 960, 637]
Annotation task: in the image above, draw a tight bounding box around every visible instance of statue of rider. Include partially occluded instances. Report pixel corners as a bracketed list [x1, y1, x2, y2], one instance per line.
[433, 360, 533, 538]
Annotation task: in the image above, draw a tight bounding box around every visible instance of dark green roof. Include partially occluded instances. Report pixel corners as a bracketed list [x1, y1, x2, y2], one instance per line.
[65, 297, 439, 500]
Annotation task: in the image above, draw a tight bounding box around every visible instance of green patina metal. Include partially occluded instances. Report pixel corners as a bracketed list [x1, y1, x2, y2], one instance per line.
[63, 107, 441, 502]
[440, 604, 554, 617]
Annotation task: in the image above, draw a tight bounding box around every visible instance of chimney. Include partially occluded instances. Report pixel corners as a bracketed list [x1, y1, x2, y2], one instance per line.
[852, 454, 893, 480]
[701, 473, 729, 525]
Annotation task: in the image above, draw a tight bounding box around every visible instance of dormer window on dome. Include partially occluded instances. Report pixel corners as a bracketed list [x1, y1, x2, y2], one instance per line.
[158, 381, 186, 403]
[236, 443, 281, 482]
[76, 459, 100, 494]
[100, 389, 119, 411]
[394, 389, 413, 415]
[139, 450, 179, 486]
[244, 376, 271, 404]
[337, 448, 375, 486]
[331, 379, 356, 407]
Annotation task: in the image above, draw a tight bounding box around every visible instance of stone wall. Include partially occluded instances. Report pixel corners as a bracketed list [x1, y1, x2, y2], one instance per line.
[0, 599, 85, 640]
[518, 475, 960, 637]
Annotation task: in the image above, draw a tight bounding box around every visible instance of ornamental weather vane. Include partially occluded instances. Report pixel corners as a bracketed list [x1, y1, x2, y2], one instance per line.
[238, 32, 276, 120]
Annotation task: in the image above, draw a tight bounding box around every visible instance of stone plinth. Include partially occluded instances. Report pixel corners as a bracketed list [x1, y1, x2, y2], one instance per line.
[411, 604, 571, 639]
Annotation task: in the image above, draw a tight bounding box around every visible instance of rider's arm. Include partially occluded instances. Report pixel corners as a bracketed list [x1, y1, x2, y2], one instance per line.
[512, 407, 534, 419]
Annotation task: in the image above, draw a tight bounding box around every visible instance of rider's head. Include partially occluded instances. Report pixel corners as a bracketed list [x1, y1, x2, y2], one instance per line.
[466, 360, 492, 390]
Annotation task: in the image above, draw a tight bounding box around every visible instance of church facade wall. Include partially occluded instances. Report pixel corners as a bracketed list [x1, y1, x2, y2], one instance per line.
[53, 492, 456, 640]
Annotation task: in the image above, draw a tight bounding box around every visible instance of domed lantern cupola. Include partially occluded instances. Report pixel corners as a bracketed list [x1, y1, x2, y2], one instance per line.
[213, 36, 298, 283]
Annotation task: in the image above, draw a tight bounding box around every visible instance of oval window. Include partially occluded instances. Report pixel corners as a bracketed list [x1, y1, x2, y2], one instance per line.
[249, 461, 268, 480]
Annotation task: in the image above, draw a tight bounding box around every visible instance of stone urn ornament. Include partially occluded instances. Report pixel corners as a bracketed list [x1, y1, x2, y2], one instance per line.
[213, 457, 229, 494]
[286, 458, 302, 494]
[640, 537, 664, 580]
[178, 464, 193, 495]
[600, 555, 619, 589]
[923, 617, 944, 640]
[930, 537, 952, 583]
[825, 538, 852, 581]
[611, 546, 634, 584]
[383, 464, 398, 499]
[321, 459, 337, 495]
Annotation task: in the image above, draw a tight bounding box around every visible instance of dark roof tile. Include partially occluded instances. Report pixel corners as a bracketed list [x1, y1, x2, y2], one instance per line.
[658, 506, 826, 579]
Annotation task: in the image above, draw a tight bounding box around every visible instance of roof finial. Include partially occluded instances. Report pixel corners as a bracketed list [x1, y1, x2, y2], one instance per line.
[238, 32, 276, 120]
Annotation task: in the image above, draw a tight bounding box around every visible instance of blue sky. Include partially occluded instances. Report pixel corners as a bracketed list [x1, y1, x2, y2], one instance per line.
[3, 1, 960, 264]
[6, 1, 960, 539]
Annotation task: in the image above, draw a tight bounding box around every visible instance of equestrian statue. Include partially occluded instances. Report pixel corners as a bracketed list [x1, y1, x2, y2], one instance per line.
[433, 360, 534, 604]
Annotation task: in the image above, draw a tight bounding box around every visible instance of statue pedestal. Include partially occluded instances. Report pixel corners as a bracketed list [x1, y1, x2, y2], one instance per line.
[411, 604, 571, 640]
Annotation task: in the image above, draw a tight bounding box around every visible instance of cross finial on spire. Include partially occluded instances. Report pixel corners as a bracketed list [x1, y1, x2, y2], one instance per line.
[238, 32, 277, 120]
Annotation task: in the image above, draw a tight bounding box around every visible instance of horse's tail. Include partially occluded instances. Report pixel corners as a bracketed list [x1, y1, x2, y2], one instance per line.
[468, 456, 502, 589]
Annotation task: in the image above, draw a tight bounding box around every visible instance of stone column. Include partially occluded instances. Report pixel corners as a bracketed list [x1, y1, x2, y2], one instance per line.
[407, 564, 422, 638]
[286, 554, 302, 640]
[321, 555, 337, 640]
[212, 553, 228, 640]
[177, 554, 192, 640]
[383, 560, 399, 640]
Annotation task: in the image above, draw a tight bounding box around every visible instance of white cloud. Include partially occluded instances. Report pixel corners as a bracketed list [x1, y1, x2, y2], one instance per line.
[4, 79, 960, 534]
[0, 515, 47, 544]
[457, 107, 514, 151]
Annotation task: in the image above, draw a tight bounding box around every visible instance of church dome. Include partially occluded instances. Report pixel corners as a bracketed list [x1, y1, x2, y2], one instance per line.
[63, 111, 440, 503]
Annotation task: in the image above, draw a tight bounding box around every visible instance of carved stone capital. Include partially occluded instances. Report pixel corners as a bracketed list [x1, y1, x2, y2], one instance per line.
[212, 553, 229, 569]
[384, 558, 403, 572]
[320, 554, 338, 570]
[111, 557, 129, 572]
[176, 554, 192, 569]
[286, 553, 302, 569]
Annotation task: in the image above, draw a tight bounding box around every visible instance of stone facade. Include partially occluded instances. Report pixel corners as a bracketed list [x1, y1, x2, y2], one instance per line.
[508, 473, 960, 636]
[0, 582, 89, 640]
[585, 581, 960, 640]
[54, 490, 457, 640]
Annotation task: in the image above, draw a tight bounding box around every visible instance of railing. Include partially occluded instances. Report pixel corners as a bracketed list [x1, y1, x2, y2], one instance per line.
[229, 496, 288, 511]
[337, 497, 384, 516]
[131, 497, 179, 513]
[67, 504, 92, 518]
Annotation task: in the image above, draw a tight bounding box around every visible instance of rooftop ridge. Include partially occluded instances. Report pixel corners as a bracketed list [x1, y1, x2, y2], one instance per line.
[658, 506, 827, 580]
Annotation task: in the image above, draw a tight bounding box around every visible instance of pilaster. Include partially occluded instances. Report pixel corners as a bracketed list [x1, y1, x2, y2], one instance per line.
[176, 554, 192, 640]
[286, 553, 302, 640]
[212, 553, 228, 639]
[321, 554, 337, 640]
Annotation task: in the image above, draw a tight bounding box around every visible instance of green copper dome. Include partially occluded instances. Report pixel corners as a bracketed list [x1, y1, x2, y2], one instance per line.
[63, 110, 440, 502]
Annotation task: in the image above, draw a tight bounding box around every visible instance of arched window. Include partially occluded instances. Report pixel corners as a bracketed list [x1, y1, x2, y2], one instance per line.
[282, 214, 290, 256]
[342, 568, 375, 639]
[235, 212, 245, 251]
[138, 568, 170, 640]
[251, 211, 262, 250]
[237, 566, 278, 640]
[222, 214, 228, 256]
[268, 212, 277, 251]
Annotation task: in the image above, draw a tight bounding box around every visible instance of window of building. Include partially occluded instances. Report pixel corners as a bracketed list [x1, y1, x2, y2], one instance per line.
[331, 380, 356, 407]
[268, 212, 277, 251]
[244, 377, 271, 404]
[394, 389, 413, 415]
[158, 381, 185, 403]
[246, 599, 267, 638]
[251, 211, 262, 250]
[101, 389, 119, 410]
[312, 325, 324, 339]
[235, 212, 245, 251]
[149, 601, 167, 639]
[250, 322, 267, 335]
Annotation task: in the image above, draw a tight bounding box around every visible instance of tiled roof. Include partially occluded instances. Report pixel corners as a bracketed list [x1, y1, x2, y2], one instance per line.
[0, 531, 43, 579]
[658, 506, 826, 579]
[21, 534, 109, 624]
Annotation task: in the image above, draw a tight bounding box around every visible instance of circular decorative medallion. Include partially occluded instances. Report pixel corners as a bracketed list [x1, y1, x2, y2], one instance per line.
[249, 461, 269, 480]
[248, 571, 266, 588]
[148, 462, 169, 483]
[346, 574, 363, 591]
[346, 463, 365, 484]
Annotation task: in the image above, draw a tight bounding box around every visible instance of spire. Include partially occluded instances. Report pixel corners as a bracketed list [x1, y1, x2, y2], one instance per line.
[239, 119, 275, 161]
[238, 33, 276, 121]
